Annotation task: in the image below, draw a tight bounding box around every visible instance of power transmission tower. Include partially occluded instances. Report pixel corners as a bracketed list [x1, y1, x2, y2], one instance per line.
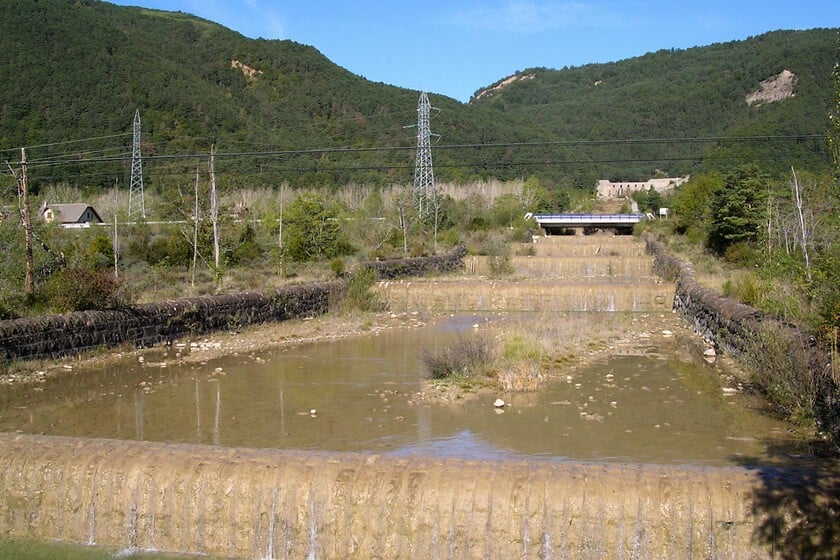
[412, 91, 439, 218]
[128, 109, 145, 219]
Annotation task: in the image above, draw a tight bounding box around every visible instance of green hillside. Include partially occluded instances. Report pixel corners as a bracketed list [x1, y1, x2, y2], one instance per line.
[0, 0, 529, 192]
[0, 0, 836, 192]
[470, 29, 838, 180]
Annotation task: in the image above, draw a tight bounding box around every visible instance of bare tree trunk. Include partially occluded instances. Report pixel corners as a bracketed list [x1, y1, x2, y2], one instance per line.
[19, 148, 34, 300]
[791, 167, 812, 282]
[278, 183, 284, 278]
[209, 145, 220, 274]
[191, 167, 200, 288]
[113, 186, 119, 279]
[766, 183, 773, 256]
[398, 206, 408, 256]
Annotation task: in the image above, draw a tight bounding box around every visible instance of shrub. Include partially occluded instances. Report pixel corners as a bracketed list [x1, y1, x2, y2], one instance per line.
[723, 241, 757, 265]
[484, 237, 513, 275]
[330, 257, 346, 277]
[742, 321, 839, 442]
[420, 333, 494, 380]
[0, 299, 18, 320]
[722, 271, 764, 307]
[226, 224, 264, 265]
[84, 233, 115, 269]
[341, 266, 385, 313]
[42, 267, 131, 312]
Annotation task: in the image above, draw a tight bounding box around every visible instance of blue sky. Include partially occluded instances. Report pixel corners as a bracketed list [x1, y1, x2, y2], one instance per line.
[110, 0, 839, 102]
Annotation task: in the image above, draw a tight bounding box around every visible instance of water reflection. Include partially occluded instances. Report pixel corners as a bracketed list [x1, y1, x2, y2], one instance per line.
[0, 315, 798, 466]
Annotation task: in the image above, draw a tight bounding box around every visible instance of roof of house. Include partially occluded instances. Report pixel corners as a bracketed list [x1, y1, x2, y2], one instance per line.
[40, 203, 104, 223]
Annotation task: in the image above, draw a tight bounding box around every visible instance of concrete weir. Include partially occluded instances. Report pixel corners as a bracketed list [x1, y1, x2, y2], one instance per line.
[0, 433, 771, 559]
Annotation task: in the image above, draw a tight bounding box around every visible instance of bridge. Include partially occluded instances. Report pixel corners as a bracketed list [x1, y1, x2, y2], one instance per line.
[527, 213, 648, 234]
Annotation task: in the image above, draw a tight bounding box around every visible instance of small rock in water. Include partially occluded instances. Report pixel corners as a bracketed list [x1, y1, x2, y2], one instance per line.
[493, 398, 506, 408]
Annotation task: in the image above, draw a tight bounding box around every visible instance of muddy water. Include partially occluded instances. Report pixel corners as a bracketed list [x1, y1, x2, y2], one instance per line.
[0, 315, 795, 467]
[0, 236, 812, 559]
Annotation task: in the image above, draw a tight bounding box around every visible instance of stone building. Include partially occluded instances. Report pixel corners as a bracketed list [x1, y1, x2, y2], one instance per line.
[596, 176, 689, 199]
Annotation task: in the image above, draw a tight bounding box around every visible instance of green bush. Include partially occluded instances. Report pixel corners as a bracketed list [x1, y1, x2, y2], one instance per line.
[722, 271, 764, 307]
[723, 241, 757, 265]
[0, 299, 19, 320]
[330, 257, 346, 277]
[42, 267, 131, 312]
[341, 267, 385, 313]
[83, 233, 115, 269]
[742, 321, 839, 442]
[483, 236, 513, 275]
[226, 225, 264, 265]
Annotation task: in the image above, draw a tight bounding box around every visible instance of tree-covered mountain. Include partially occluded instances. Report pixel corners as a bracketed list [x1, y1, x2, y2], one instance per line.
[470, 29, 838, 180]
[0, 0, 836, 193]
[0, 0, 533, 192]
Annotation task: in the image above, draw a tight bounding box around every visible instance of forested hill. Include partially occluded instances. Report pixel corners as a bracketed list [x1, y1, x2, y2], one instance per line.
[0, 0, 836, 192]
[470, 28, 838, 180]
[0, 0, 523, 190]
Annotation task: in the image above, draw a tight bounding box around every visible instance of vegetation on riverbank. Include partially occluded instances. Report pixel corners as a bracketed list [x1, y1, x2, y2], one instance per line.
[635, 151, 838, 448]
[0, 178, 562, 318]
[417, 312, 693, 398]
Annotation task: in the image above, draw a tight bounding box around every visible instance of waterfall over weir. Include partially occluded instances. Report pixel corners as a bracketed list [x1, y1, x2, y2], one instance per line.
[0, 433, 768, 559]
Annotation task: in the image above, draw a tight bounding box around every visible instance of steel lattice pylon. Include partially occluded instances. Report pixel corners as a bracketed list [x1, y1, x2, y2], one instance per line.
[128, 109, 145, 219]
[412, 91, 437, 218]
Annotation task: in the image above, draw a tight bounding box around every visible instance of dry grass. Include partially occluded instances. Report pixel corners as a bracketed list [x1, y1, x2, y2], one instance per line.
[424, 311, 680, 396]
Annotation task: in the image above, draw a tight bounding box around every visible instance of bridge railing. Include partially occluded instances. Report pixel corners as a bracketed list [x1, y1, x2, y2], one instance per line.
[530, 213, 647, 222]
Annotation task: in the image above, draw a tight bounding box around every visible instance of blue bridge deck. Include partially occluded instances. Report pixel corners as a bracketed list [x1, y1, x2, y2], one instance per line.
[529, 213, 647, 233]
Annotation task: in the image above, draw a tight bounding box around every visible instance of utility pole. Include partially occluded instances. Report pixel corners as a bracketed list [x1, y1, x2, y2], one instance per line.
[19, 147, 35, 300]
[129, 109, 146, 220]
[411, 91, 439, 218]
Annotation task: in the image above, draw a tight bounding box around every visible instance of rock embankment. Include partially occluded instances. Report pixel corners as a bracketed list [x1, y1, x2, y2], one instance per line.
[0, 247, 466, 363]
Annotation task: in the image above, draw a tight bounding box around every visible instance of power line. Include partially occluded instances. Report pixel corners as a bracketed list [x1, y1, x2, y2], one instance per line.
[0, 132, 132, 158]
[16, 132, 828, 170]
[4, 132, 828, 187]
[21, 151, 827, 184]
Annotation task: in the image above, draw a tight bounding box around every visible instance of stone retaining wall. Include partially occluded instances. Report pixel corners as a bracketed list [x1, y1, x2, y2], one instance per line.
[645, 237, 766, 355]
[646, 236, 839, 445]
[361, 245, 466, 279]
[0, 282, 344, 362]
[645, 237, 830, 360]
[0, 247, 466, 362]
